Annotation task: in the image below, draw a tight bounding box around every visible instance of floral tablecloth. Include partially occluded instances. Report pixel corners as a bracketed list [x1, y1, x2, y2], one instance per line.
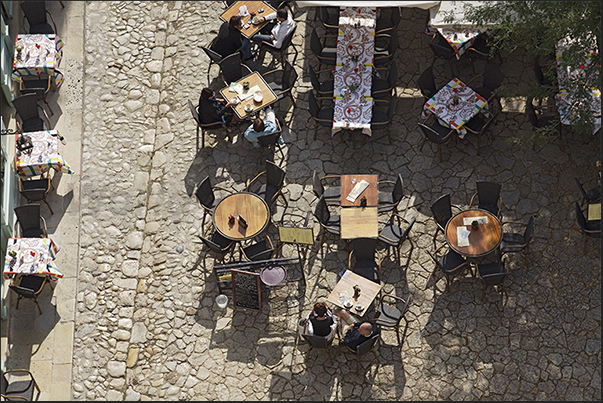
[422, 78, 488, 138]
[12, 34, 64, 89]
[332, 7, 376, 137]
[3, 237, 62, 281]
[16, 130, 74, 177]
[555, 38, 601, 134]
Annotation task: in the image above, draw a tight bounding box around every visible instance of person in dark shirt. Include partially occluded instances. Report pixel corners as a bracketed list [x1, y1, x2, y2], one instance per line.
[210, 15, 253, 60]
[335, 308, 380, 351]
[307, 302, 337, 340]
[197, 87, 239, 126]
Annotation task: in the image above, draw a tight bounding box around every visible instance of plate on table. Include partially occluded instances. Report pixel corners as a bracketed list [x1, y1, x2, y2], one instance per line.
[344, 300, 353, 309]
[253, 91, 263, 102]
[244, 104, 253, 113]
[355, 303, 364, 312]
[252, 17, 261, 25]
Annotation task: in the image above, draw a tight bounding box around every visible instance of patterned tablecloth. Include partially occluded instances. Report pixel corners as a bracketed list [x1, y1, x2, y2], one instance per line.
[332, 7, 376, 137]
[555, 39, 601, 134]
[12, 34, 64, 89]
[3, 237, 63, 281]
[16, 130, 74, 177]
[437, 27, 485, 60]
[422, 78, 488, 138]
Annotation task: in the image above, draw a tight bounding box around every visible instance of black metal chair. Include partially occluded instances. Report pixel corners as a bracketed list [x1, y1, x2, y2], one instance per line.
[464, 112, 497, 155]
[467, 33, 499, 64]
[418, 120, 455, 163]
[20, 1, 57, 34]
[308, 91, 334, 141]
[246, 160, 288, 213]
[467, 63, 504, 105]
[257, 118, 284, 164]
[375, 7, 402, 35]
[19, 74, 54, 115]
[378, 215, 415, 267]
[312, 170, 341, 206]
[574, 177, 601, 206]
[261, 61, 298, 108]
[469, 180, 503, 217]
[1, 368, 41, 401]
[574, 201, 601, 254]
[500, 215, 534, 265]
[373, 31, 399, 67]
[370, 96, 397, 144]
[9, 274, 53, 314]
[525, 97, 563, 151]
[371, 60, 398, 101]
[533, 57, 556, 89]
[12, 93, 52, 133]
[312, 195, 340, 248]
[201, 37, 224, 85]
[241, 235, 276, 262]
[428, 33, 457, 76]
[427, 247, 472, 292]
[373, 292, 411, 345]
[429, 194, 462, 248]
[476, 259, 507, 301]
[19, 176, 54, 215]
[308, 64, 334, 100]
[316, 6, 339, 35]
[257, 24, 298, 67]
[188, 99, 230, 149]
[348, 238, 382, 283]
[417, 65, 437, 100]
[14, 204, 48, 238]
[310, 28, 337, 71]
[302, 333, 334, 365]
[194, 176, 233, 231]
[377, 173, 404, 213]
[218, 52, 253, 85]
[199, 230, 235, 265]
[341, 332, 380, 374]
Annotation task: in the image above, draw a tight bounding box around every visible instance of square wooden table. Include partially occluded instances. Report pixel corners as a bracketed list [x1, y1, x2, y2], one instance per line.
[341, 174, 378, 207]
[326, 270, 382, 317]
[588, 203, 601, 221]
[340, 207, 378, 239]
[220, 1, 277, 39]
[219, 71, 278, 120]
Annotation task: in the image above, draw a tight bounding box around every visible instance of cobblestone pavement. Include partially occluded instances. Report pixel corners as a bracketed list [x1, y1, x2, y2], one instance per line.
[69, 2, 600, 400]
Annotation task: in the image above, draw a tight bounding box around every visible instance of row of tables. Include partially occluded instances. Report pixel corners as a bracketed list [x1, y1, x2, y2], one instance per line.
[4, 34, 74, 286]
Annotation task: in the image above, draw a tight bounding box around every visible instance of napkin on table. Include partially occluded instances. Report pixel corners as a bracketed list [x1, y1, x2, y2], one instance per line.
[346, 179, 370, 202]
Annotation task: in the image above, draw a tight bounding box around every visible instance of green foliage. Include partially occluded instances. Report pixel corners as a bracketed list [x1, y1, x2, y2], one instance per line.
[443, 1, 601, 144]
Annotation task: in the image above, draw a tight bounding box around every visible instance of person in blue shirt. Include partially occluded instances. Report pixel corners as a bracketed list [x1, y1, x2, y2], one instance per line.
[243, 107, 281, 147]
[334, 308, 380, 351]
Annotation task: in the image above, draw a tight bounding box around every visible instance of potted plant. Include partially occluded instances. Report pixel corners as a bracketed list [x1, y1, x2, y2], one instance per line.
[353, 285, 361, 299]
[348, 83, 357, 92]
[471, 220, 479, 230]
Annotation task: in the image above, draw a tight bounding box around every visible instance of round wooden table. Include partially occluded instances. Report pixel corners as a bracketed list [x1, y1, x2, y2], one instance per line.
[213, 192, 270, 241]
[445, 208, 502, 257]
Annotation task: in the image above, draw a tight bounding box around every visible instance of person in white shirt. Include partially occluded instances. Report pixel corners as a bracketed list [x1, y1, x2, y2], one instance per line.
[252, 8, 296, 49]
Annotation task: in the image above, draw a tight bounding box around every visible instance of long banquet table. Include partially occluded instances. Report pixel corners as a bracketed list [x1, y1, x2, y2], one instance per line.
[332, 7, 376, 137]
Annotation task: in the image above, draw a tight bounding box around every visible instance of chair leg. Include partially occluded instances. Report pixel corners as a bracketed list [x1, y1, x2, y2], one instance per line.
[314, 123, 318, 140]
[438, 145, 443, 163]
[15, 295, 21, 310]
[43, 198, 54, 215]
[325, 348, 333, 366]
[396, 326, 401, 345]
[386, 127, 392, 144]
[44, 99, 54, 115]
[481, 285, 487, 301]
[34, 298, 43, 315]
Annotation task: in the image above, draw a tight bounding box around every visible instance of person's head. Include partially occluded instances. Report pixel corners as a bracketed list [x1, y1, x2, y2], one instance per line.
[229, 15, 242, 29]
[313, 302, 328, 317]
[276, 8, 288, 21]
[253, 117, 265, 132]
[201, 87, 214, 100]
[358, 322, 373, 337]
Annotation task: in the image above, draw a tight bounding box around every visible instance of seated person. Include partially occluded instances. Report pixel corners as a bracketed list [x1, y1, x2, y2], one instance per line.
[305, 302, 337, 341]
[198, 87, 239, 126]
[243, 107, 282, 147]
[211, 15, 253, 60]
[252, 8, 296, 49]
[335, 308, 380, 351]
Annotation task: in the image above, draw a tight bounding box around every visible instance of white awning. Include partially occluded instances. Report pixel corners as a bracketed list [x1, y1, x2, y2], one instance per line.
[296, 1, 441, 10]
[429, 1, 496, 28]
